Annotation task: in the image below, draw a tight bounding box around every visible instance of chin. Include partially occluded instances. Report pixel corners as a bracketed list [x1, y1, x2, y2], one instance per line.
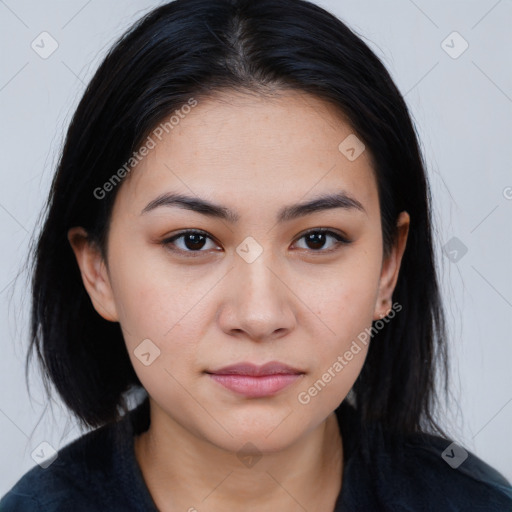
[201, 410, 313, 455]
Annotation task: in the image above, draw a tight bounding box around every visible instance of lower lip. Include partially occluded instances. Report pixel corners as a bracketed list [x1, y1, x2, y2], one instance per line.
[208, 373, 302, 398]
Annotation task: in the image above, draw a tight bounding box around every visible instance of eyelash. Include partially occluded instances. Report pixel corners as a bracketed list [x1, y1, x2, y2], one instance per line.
[161, 228, 351, 257]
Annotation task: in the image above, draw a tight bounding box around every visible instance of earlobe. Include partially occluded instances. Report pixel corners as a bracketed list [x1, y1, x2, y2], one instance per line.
[67, 227, 119, 322]
[373, 211, 410, 320]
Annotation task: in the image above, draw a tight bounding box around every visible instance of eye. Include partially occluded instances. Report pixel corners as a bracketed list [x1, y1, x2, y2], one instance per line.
[293, 229, 351, 252]
[161, 230, 221, 256]
[161, 228, 350, 257]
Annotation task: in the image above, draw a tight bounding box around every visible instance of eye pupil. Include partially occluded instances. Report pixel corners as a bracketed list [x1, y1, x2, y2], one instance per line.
[306, 232, 326, 250]
[185, 233, 206, 250]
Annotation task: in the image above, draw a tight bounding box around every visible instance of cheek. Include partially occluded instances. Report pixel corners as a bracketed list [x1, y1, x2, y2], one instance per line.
[294, 287, 374, 421]
[106, 242, 198, 354]
[309, 247, 382, 341]
[107, 243, 229, 388]
[293, 245, 381, 408]
[110, 258, 204, 400]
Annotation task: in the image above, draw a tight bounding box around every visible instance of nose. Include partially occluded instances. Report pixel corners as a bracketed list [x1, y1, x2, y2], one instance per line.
[216, 252, 297, 343]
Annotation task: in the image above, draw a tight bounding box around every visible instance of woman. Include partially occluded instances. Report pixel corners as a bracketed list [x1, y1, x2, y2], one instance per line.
[2, 0, 511, 510]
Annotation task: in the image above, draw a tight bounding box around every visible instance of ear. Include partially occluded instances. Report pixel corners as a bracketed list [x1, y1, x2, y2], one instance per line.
[373, 211, 410, 320]
[67, 227, 119, 322]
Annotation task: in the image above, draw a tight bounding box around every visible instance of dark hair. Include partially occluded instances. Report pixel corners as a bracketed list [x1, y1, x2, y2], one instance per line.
[27, 0, 449, 445]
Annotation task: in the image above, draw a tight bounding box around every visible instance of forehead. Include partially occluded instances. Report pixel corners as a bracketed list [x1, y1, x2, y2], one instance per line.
[113, 90, 378, 218]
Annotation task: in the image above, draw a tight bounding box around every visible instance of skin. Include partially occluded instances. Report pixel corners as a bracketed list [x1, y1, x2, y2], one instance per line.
[68, 89, 409, 511]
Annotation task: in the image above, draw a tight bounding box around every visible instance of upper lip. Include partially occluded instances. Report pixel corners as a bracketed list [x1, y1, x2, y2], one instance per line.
[207, 361, 304, 376]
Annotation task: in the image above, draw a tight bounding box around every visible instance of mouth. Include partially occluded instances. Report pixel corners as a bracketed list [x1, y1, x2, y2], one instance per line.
[206, 362, 305, 398]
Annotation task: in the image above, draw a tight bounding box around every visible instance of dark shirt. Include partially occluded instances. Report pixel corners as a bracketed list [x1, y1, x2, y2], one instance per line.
[1, 397, 511, 511]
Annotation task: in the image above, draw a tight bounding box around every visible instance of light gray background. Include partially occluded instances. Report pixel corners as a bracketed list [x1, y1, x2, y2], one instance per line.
[1, 0, 511, 495]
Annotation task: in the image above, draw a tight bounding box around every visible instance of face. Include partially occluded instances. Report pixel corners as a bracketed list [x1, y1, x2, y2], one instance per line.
[69, 90, 408, 454]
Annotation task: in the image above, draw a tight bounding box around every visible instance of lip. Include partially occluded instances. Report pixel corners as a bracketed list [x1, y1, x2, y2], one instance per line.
[206, 362, 304, 398]
[209, 361, 303, 376]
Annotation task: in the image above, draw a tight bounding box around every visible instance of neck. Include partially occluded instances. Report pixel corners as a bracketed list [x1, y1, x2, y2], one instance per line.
[134, 400, 343, 512]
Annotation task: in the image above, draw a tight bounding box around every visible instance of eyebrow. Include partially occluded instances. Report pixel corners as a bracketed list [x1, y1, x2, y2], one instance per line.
[141, 191, 365, 222]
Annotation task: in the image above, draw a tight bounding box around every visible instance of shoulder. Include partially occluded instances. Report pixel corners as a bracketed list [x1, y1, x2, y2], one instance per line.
[0, 420, 124, 512]
[371, 430, 512, 511]
[337, 403, 512, 511]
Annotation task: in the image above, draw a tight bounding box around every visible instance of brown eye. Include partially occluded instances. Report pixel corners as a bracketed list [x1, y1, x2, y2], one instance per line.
[179, 232, 207, 250]
[161, 228, 351, 258]
[294, 229, 351, 252]
[162, 230, 220, 255]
